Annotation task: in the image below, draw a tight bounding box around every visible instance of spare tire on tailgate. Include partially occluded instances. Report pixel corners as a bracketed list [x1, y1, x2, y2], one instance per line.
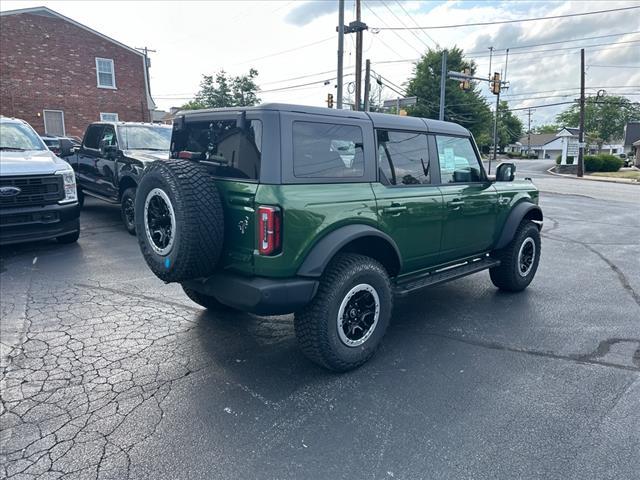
[134, 159, 224, 283]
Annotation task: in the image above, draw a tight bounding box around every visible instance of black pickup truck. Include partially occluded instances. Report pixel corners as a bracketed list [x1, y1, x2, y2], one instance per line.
[68, 121, 172, 233]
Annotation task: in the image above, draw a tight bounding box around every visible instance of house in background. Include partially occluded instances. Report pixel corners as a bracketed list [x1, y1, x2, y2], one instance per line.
[623, 121, 640, 156]
[0, 6, 155, 137]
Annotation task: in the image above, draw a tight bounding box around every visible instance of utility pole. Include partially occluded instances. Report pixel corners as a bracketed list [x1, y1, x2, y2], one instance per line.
[354, 0, 363, 110]
[526, 108, 534, 156]
[439, 50, 447, 120]
[578, 48, 585, 177]
[363, 59, 371, 111]
[491, 86, 500, 170]
[336, 0, 345, 109]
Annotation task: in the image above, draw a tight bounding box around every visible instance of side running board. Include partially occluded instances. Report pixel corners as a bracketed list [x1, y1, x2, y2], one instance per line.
[394, 257, 500, 296]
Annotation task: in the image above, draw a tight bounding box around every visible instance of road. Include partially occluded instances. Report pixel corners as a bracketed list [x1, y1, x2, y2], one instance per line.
[1, 182, 639, 479]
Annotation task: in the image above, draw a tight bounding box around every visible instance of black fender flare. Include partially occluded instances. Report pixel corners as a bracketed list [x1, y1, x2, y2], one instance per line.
[494, 201, 543, 250]
[297, 224, 402, 278]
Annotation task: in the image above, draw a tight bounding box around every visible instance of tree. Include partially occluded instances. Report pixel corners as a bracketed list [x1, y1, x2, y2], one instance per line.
[497, 101, 523, 148]
[555, 95, 640, 145]
[533, 124, 560, 134]
[182, 69, 260, 110]
[405, 47, 493, 149]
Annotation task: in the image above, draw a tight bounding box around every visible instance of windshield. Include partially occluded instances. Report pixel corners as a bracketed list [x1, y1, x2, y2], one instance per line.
[118, 125, 172, 151]
[0, 122, 47, 151]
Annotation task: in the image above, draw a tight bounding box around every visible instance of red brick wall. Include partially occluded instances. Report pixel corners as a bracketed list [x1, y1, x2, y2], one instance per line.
[0, 12, 150, 138]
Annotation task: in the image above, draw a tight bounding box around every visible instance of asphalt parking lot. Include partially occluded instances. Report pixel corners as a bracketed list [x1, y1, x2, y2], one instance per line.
[1, 162, 639, 480]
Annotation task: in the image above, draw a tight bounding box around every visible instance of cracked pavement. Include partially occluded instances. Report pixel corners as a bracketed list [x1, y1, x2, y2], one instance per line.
[1, 171, 639, 479]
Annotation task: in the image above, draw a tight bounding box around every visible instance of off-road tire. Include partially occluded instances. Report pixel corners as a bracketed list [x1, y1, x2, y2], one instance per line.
[294, 253, 393, 372]
[135, 159, 224, 283]
[120, 187, 137, 235]
[181, 285, 235, 312]
[490, 220, 541, 292]
[56, 229, 79, 244]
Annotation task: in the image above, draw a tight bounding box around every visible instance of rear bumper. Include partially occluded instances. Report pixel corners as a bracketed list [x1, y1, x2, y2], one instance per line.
[0, 202, 80, 245]
[183, 273, 319, 315]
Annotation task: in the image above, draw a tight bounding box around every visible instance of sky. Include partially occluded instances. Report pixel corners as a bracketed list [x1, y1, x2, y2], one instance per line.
[2, 0, 639, 130]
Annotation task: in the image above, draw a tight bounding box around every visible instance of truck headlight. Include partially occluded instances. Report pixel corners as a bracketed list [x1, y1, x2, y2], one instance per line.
[56, 169, 78, 204]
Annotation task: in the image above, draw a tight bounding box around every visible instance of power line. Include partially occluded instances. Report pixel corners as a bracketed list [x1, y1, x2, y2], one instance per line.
[394, 0, 439, 48]
[371, 5, 640, 30]
[362, 1, 423, 56]
[469, 39, 640, 58]
[380, 0, 432, 51]
[370, 70, 408, 96]
[587, 64, 640, 69]
[232, 36, 334, 65]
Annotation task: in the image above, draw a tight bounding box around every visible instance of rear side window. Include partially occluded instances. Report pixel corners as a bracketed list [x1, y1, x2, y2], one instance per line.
[292, 121, 364, 178]
[171, 119, 262, 180]
[436, 135, 483, 183]
[377, 130, 430, 185]
[83, 125, 104, 149]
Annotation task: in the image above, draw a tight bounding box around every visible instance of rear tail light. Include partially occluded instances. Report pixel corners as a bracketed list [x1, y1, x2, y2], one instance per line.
[258, 206, 281, 255]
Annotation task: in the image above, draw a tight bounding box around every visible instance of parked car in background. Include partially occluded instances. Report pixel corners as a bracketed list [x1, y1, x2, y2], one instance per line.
[0, 117, 80, 245]
[67, 122, 172, 234]
[40, 135, 81, 158]
[41, 135, 62, 156]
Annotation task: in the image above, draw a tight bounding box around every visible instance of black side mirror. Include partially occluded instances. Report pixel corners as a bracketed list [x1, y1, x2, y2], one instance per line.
[496, 162, 516, 182]
[99, 141, 117, 157]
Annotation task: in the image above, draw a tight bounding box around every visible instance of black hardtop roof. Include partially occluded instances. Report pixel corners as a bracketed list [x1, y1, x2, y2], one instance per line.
[177, 103, 470, 136]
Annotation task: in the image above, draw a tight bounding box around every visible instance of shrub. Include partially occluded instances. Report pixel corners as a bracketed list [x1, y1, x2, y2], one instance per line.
[584, 155, 603, 172]
[556, 154, 562, 165]
[598, 154, 623, 172]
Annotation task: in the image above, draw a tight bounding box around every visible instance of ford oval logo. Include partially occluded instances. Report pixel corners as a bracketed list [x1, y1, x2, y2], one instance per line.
[0, 186, 21, 197]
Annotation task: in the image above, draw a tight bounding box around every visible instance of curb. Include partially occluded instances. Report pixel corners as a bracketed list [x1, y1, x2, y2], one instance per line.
[546, 167, 640, 185]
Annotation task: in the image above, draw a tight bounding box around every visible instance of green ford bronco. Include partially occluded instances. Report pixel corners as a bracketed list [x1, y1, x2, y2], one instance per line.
[134, 104, 542, 371]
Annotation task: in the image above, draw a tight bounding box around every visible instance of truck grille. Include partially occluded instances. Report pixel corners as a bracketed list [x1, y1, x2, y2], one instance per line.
[0, 175, 64, 208]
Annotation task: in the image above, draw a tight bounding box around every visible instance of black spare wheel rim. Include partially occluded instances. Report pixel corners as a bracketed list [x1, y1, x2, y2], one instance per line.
[517, 237, 535, 277]
[337, 283, 380, 347]
[144, 188, 176, 256]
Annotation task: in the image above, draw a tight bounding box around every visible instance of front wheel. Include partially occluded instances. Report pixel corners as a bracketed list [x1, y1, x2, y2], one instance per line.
[490, 220, 541, 292]
[294, 254, 393, 372]
[120, 187, 137, 235]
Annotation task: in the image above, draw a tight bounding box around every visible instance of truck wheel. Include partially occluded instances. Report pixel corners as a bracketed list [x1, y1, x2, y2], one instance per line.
[135, 160, 224, 283]
[77, 188, 84, 208]
[181, 285, 234, 312]
[490, 220, 541, 292]
[120, 187, 137, 235]
[294, 253, 393, 372]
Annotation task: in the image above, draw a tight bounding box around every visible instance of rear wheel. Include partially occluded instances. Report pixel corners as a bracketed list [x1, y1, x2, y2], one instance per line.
[490, 220, 541, 292]
[120, 187, 137, 235]
[181, 285, 234, 311]
[294, 254, 393, 372]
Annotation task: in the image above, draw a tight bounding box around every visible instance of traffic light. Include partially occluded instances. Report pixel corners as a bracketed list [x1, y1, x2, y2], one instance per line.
[491, 72, 501, 95]
[327, 93, 334, 108]
[459, 68, 471, 91]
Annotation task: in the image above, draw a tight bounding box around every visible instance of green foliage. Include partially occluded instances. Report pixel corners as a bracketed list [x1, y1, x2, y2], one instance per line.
[534, 124, 560, 134]
[182, 69, 260, 110]
[588, 154, 623, 172]
[497, 100, 523, 148]
[555, 96, 640, 144]
[405, 48, 493, 149]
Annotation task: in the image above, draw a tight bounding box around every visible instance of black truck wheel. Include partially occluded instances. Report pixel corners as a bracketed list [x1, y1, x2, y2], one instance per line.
[182, 285, 234, 312]
[490, 220, 541, 292]
[120, 187, 137, 235]
[135, 159, 224, 283]
[294, 253, 393, 372]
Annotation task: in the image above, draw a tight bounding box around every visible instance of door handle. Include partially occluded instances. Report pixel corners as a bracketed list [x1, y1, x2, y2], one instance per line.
[382, 205, 407, 215]
[450, 199, 464, 211]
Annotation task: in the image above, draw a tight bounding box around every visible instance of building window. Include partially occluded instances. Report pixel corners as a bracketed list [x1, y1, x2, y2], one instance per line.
[100, 112, 119, 122]
[96, 58, 116, 88]
[43, 110, 65, 136]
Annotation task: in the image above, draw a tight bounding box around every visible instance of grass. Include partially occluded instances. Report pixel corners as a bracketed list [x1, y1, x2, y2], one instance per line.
[588, 170, 640, 181]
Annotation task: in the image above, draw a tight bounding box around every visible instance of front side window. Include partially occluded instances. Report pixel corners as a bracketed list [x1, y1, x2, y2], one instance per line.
[0, 122, 46, 151]
[96, 58, 115, 88]
[83, 124, 104, 149]
[377, 130, 430, 185]
[100, 112, 119, 122]
[171, 119, 262, 180]
[118, 125, 171, 151]
[436, 135, 483, 183]
[99, 126, 117, 148]
[292, 122, 364, 178]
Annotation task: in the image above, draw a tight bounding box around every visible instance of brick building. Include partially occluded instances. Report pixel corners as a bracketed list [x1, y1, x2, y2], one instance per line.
[0, 6, 155, 138]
